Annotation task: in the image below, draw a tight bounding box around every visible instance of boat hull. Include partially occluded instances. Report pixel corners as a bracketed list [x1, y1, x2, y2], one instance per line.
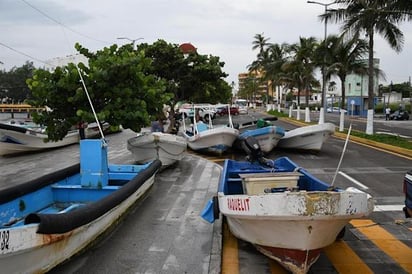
[220, 189, 372, 250]
[277, 123, 335, 151]
[0, 173, 156, 273]
[237, 126, 284, 153]
[0, 122, 108, 156]
[0, 126, 80, 155]
[127, 132, 187, 167]
[0, 139, 161, 273]
[221, 189, 372, 273]
[185, 126, 238, 154]
[202, 156, 373, 273]
[255, 245, 321, 274]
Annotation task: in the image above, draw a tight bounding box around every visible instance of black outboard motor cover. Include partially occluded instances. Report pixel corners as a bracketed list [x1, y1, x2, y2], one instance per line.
[241, 136, 264, 162]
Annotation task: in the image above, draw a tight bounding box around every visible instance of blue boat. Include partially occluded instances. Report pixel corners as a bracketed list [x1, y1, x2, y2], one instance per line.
[236, 125, 285, 153]
[0, 139, 161, 273]
[201, 136, 373, 273]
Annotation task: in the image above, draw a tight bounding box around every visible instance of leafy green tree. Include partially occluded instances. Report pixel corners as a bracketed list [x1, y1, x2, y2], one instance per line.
[27, 43, 170, 141]
[324, 0, 412, 133]
[391, 82, 412, 98]
[141, 39, 232, 111]
[0, 61, 34, 103]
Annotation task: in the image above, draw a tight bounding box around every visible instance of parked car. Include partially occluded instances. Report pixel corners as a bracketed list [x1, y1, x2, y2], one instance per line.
[403, 170, 412, 218]
[177, 107, 194, 119]
[198, 107, 216, 121]
[216, 106, 226, 116]
[389, 110, 409, 120]
[327, 107, 347, 113]
[238, 106, 248, 114]
[217, 106, 240, 116]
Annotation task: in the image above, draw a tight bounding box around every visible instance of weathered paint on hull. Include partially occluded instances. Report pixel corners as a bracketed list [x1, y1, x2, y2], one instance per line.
[0, 175, 155, 273]
[186, 127, 238, 151]
[221, 188, 373, 272]
[127, 132, 187, 167]
[255, 244, 322, 274]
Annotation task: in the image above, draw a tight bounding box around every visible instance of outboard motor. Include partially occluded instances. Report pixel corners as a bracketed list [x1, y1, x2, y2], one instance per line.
[241, 136, 274, 167]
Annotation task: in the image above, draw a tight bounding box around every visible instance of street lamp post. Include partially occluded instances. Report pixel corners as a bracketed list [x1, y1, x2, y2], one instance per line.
[307, 1, 336, 118]
[117, 37, 144, 49]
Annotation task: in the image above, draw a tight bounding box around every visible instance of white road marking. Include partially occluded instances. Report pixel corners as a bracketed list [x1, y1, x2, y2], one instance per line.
[338, 171, 369, 190]
[373, 205, 405, 212]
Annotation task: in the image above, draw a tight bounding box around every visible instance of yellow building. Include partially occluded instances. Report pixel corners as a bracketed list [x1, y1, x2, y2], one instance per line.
[237, 70, 274, 106]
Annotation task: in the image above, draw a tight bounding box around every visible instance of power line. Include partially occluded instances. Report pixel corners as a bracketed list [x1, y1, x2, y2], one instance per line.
[0, 41, 53, 67]
[21, 0, 109, 44]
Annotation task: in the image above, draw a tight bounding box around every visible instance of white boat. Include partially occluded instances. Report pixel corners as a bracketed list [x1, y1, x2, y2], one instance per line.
[0, 122, 108, 156]
[277, 122, 335, 151]
[0, 138, 161, 273]
[127, 131, 187, 168]
[181, 105, 239, 155]
[202, 137, 373, 273]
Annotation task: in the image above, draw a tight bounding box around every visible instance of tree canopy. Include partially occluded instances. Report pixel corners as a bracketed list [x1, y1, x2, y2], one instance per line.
[27, 43, 170, 140]
[25, 40, 232, 140]
[141, 39, 232, 107]
[0, 61, 34, 103]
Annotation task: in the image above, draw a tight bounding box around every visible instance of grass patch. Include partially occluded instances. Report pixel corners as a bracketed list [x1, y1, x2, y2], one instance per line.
[347, 130, 412, 150]
[267, 109, 289, 118]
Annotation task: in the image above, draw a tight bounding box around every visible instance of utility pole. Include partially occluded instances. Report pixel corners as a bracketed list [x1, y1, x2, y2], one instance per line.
[307, 0, 337, 122]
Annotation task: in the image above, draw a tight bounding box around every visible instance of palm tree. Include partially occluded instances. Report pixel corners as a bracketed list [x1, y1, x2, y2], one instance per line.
[249, 33, 272, 106]
[251, 33, 270, 55]
[324, 0, 412, 134]
[264, 43, 289, 106]
[322, 34, 369, 110]
[282, 37, 319, 106]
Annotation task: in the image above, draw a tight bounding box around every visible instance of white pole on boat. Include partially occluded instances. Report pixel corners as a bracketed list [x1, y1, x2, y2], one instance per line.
[193, 104, 198, 135]
[331, 123, 352, 186]
[228, 104, 234, 128]
[207, 105, 213, 128]
[75, 65, 106, 142]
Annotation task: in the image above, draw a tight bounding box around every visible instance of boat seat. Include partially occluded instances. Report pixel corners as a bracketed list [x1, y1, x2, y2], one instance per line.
[196, 122, 208, 132]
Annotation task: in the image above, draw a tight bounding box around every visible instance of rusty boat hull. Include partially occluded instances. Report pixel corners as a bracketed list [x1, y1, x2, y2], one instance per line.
[202, 156, 373, 273]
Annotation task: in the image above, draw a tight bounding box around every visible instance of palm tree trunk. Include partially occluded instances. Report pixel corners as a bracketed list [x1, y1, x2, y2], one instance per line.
[340, 75, 346, 110]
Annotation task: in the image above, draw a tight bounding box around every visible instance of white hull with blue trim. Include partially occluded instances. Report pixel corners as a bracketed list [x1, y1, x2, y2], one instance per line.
[237, 125, 285, 153]
[0, 139, 161, 273]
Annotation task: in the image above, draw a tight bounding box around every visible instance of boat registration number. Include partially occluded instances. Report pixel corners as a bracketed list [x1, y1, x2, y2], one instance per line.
[0, 230, 9, 250]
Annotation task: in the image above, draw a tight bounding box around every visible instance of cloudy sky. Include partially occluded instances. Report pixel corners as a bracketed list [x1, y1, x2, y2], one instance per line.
[1, 0, 412, 88]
